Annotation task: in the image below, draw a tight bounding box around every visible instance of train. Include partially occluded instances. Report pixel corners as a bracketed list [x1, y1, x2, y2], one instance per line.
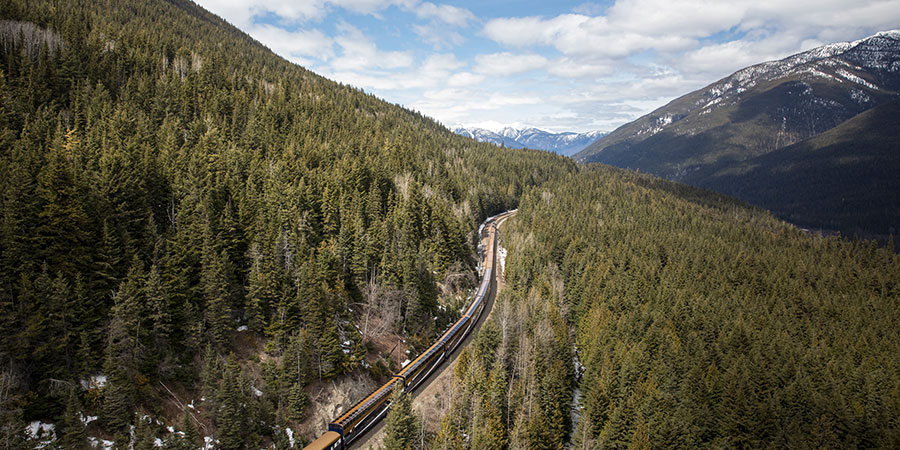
[303, 211, 514, 450]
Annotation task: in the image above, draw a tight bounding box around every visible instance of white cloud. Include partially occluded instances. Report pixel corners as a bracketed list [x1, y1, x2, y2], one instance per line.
[474, 52, 548, 76]
[197, 0, 418, 27]
[331, 22, 413, 70]
[447, 72, 485, 87]
[196, 0, 900, 133]
[546, 57, 613, 78]
[331, 0, 418, 16]
[412, 23, 466, 50]
[415, 2, 475, 27]
[482, 0, 900, 60]
[248, 24, 334, 64]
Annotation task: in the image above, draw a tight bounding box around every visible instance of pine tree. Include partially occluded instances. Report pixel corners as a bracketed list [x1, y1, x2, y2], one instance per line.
[164, 409, 200, 450]
[134, 415, 157, 450]
[383, 388, 420, 450]
[244, 246, 276, 334]
[472, 403, 507, 450]
[204, 249, 233, 350]
[287, 383, 308, 422]
[102, 259, 144, 432]
[216, 356, 246, 450]
[317, 319, 344, 380]
[145, 262, 172, 372]
[36, 127, 90, 277]
[59, 389, 89, 450]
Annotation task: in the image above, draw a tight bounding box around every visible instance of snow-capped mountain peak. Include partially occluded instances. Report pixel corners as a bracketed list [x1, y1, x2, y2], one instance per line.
[453, 126, 608, 156]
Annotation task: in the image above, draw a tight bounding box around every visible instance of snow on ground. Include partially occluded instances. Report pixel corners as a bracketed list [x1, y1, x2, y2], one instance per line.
[80, 413, 98, 425]
[286, 427, 295, 448]
[27, 421, 56, 446]
[80, 374, 107, 390]
[498, 246, 508, 276]
[88, 437, 114, 450]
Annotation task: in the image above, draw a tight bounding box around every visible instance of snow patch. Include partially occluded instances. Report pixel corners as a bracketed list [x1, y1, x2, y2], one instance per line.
[27, 421, 55, 438]
[88, 437, 114, 450]
[286, 427, 295, 448]
[81, 374, 107, 390]
[835, 68, 879, 89]
[237, 325, 248, 332]
[80, 413, 98, 425]
[27, 422, 56, 449]
[702, 97, 722, 109]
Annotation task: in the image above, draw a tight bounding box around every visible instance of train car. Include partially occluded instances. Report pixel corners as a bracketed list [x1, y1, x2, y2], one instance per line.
[327, 377, 403, 446]
[304, 431, 341, 450]
[302, 211, 512, 450]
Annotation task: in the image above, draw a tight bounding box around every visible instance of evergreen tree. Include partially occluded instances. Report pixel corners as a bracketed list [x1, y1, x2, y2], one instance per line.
[216, 356, 246, 450]
[382, 389, 420, 450]
[203, 249, 233, 350]
[102, 259, 145, 432]
[134, 415, 157, 450]
[59, 389, 89, 450]
[146, 263, 171, 349]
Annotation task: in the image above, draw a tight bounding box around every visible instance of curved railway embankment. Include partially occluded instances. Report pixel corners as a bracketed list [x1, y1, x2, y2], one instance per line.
[303, 211, 515, 450]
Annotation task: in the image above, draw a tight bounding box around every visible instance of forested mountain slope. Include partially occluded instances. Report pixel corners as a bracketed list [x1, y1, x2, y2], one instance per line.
[702, 98, 900, 238]
[439, 165, 899, 448]
[575, 31, 900, 237]
[0, 0, 575, 447]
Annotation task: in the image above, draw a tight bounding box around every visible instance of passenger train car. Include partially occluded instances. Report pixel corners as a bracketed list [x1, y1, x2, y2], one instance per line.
[303, 211, 514, 450]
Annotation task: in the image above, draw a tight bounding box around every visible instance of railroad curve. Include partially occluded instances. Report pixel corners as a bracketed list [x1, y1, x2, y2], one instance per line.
[304, 210, 516, 450]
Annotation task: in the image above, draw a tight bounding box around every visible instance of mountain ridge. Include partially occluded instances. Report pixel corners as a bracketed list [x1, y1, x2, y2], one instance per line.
[574, 29, 900, 237]
[454, 126, 607, 156]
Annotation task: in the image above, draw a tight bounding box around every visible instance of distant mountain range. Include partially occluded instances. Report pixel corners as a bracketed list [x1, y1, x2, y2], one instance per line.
[576, 30, 900, 237]
[454, 127, 607, 156]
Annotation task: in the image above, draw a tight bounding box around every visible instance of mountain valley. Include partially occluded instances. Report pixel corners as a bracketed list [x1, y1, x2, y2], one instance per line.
[2, 1, 900, 450]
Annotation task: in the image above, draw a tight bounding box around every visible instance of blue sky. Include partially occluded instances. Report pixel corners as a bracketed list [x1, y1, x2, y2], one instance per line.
[195, 0, 900, 133]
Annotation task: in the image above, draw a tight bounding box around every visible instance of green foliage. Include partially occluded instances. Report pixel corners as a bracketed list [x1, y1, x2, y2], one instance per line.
[383, 388, 422, 450]
[216, 357, 245, 450]
[59, 389, 89, 450]
[504, 165, 900, 448]
[0, 0, 575, 442]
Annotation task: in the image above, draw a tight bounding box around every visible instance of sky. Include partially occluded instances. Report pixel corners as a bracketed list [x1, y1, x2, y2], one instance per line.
[194, 0, 900, 133]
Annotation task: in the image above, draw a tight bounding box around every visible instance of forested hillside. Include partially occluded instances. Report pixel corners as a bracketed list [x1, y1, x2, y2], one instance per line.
[436, 166, 900, 449]
[702, 98, 900, 239]
[0, 0, 574, 447]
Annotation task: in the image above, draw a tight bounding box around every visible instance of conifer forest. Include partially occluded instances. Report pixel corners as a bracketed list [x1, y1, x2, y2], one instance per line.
[1, 0, 899, 449]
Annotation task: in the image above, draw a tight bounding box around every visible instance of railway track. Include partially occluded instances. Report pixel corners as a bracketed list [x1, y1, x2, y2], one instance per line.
[304, 210, 515, 450]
